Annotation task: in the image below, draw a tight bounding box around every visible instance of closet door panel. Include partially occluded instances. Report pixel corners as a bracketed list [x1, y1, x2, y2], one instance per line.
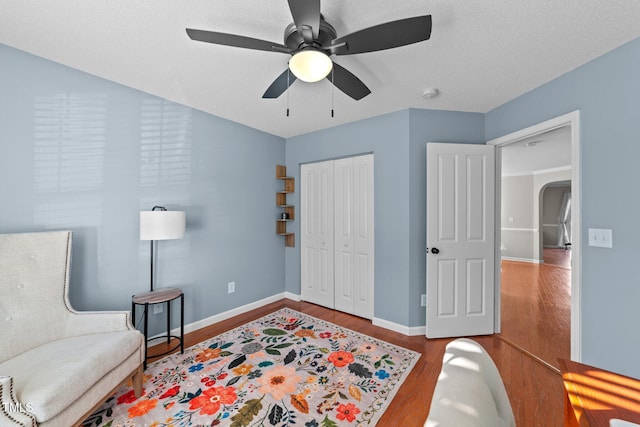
[301, 160, 334, 308]
[352, 154, 374, 318]
[334, 158, 354, 313]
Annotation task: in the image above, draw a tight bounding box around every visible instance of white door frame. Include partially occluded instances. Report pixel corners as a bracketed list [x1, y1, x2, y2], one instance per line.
[487, 110, 581, 361]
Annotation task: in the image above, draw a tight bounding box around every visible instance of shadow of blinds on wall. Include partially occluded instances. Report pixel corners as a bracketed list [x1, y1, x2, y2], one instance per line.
[140, 99, 192, 187]
[33, 93, 107, 194]
[138, 98, 193, 287]
[32, 93, 107, 228]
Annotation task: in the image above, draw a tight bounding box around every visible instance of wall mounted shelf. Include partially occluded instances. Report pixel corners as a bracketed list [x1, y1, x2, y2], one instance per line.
[276, 164, 295, 247]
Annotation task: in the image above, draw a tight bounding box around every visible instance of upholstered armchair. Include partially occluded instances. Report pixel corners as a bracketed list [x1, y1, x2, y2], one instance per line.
[0, 231, 144, 427]
[425, 338, 515, 427]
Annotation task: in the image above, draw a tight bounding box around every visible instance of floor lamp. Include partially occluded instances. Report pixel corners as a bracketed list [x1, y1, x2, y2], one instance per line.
[140, 206, 186, 292]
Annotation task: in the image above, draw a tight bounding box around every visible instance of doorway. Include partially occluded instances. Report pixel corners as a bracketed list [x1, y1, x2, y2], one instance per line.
[489, 111, 581, 363]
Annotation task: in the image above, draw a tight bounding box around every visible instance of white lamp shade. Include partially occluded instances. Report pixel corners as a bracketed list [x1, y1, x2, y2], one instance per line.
[140, 210, 186, 240]
[289, 49, 333, 83]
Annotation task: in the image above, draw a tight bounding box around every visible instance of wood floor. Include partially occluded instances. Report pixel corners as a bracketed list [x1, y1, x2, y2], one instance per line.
[544, 247, 572, 269]
[501, 249, 571, 371]
[149, 280, 568, 427]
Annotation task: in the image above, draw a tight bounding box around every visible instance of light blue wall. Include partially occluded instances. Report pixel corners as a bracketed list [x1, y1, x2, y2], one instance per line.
[284, 109, 485, 328]
[0, 44, 286, 336]
[486, 36, 640, 377]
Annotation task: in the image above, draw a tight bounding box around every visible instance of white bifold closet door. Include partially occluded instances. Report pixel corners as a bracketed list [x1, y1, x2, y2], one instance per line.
[301, 154, 374, 319]
[301, 159, 335, 309]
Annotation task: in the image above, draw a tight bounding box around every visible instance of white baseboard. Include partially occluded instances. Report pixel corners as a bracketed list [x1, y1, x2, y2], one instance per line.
[501, 256, 543, 264]
[164, 291, 422, 339]
[284, 291, 301, 302]
[372, 317, 425, 336]
[166, 292, 289, 338]
[285, 294, 422, 335]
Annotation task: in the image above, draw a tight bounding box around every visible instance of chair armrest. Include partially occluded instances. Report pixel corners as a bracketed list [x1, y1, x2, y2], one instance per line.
[62, 309, 136, 337]
[0, 376, 36, 427]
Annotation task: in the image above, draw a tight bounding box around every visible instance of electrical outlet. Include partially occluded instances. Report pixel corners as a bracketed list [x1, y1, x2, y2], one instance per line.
[228, 281, 235, 294]
[421, 294, 426, 307]
[153, 304, 163, 315]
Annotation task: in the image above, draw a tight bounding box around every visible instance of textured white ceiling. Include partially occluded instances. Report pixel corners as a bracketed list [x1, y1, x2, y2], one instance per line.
[2, 1, 640, 138]
[501, 126, 572, 176]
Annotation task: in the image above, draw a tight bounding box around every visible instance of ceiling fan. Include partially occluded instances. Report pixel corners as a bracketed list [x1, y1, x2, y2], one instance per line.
[186, 0, 432, 101]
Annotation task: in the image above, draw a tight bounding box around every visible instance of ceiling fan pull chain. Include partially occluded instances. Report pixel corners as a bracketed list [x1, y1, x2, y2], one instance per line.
[286, 68, 291, 117]
[331, 67, 335, 118]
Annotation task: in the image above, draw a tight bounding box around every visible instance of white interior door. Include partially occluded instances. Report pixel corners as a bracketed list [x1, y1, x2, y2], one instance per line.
[334, 154, 374, 319]
[301, 160, 335, 308]
[426, 143, 495, 338]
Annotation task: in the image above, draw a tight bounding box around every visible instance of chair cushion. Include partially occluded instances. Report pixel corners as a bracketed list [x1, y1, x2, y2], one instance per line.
[426, 362, 507, 427]
[425, 338, 514, 427]
[0, 330, 142, 422]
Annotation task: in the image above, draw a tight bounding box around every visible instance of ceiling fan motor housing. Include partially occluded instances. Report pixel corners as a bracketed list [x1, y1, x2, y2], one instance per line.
[284, 16, 337, 53]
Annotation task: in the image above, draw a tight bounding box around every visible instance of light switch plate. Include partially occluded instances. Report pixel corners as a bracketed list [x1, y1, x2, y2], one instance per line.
[588, 228, 613, 248]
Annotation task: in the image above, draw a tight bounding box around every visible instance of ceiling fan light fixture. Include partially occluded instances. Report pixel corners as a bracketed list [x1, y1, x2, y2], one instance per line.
[289, 49, 333, 83]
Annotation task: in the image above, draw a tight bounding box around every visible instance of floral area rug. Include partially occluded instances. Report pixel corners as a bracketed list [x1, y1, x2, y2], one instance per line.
[83, 308, 420, 427]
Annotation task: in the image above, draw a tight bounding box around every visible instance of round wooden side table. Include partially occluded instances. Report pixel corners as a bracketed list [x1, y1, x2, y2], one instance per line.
[132, 287, 184, 369]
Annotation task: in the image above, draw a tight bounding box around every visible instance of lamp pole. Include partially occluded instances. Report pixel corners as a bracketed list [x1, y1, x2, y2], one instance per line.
[149, 205, 167, 292]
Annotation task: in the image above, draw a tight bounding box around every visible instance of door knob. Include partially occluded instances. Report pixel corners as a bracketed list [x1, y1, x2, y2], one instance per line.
[430, 247, 440, 254]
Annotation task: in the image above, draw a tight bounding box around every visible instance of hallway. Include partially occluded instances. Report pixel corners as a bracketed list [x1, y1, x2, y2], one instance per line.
[500, 248, 571, 370]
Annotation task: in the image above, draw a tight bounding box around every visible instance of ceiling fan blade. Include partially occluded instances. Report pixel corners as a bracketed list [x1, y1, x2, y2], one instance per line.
[328, 62, 371, 101]
[186, 28, 290, 53]
[328, 15, 432, 55]
[287, 0, 321, 41]
[262, 69, 297, 99]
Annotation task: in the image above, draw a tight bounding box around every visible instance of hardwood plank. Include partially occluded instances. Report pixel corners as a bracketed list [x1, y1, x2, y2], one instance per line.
[544, 247, 572, 269]
[148, 300, 563, 426]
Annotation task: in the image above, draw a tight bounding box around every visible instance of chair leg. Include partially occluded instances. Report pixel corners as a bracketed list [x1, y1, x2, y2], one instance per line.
[132, 364, 144, 398]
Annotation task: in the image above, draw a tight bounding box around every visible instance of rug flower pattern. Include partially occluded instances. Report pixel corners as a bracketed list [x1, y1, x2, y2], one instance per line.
[84, 308, 420, 427]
